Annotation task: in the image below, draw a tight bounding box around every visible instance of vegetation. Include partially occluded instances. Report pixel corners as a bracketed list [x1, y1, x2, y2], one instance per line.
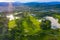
[0, 8, 60, 40]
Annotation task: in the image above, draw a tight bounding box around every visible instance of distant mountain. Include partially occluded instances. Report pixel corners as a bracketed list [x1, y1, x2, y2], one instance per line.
[23, 2, 60, 7]
[0, 2, 8, 6]
[0, 2, 60, 6]
[12, 2, 24, 6]
[0, 2, 60, 12]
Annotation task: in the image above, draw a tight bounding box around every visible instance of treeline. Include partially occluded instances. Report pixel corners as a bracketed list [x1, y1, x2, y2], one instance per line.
[8, 14, 60, 40]
[0, 12, 60, 40]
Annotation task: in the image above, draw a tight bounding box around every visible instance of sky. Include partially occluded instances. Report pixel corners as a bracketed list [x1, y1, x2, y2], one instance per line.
[0, 0, 60, 2]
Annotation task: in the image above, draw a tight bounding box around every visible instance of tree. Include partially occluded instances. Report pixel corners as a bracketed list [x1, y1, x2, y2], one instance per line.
[41, 19, 51, 30]
[9, 15, 41, 40]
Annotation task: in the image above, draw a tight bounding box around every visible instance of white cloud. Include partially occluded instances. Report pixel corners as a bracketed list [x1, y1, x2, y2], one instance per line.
[0, 0, 15, 2]
[15, 0, 60, 2]
[0, 0, 60, 2]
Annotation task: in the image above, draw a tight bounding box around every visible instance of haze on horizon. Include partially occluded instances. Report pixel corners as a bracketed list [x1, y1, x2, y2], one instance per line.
[0, 0, 60, 2]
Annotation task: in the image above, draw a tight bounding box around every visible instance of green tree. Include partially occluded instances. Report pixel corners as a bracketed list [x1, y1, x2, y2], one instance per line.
[41, 19, 51, 30]
[9, 15, 41, 40]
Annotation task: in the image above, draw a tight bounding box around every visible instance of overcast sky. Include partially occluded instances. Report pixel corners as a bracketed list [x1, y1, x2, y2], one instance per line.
[0, 0, 60, 2]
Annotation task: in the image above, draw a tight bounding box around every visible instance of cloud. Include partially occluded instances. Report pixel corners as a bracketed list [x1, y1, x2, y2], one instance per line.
[0, 0, 14, 2]
[0, 0, 60, 2]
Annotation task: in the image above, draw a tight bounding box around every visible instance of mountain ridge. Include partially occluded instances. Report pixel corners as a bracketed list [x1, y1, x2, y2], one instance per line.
[0, 2, 60, 6]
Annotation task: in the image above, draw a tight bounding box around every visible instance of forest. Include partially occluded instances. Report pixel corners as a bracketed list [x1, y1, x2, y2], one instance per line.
[0, 11, 60, 40]
[0, 2, 60, 40]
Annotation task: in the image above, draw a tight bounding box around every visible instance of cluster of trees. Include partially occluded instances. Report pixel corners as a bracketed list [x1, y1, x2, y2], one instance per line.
[7, 14, 60, 40]
[0, 12, 60, 40]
